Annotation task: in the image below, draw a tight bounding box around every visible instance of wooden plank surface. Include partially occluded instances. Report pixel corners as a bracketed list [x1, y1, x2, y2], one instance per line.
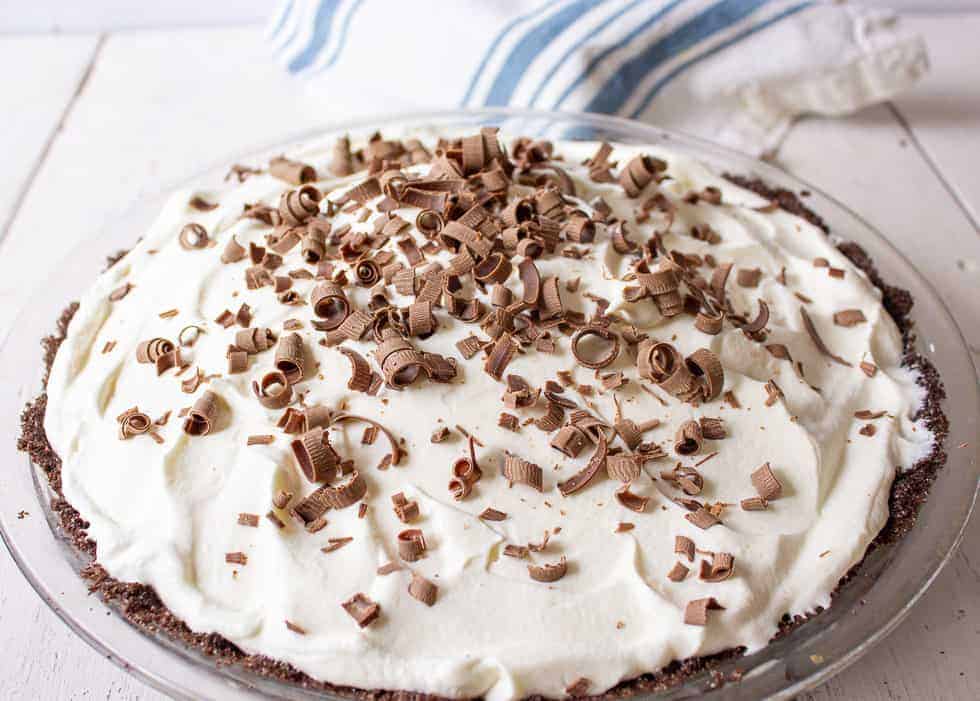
[0, 18, 976, 701]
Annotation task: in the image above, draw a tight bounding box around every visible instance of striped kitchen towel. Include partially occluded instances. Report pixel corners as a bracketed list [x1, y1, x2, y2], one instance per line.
[267, 0, 927, 155]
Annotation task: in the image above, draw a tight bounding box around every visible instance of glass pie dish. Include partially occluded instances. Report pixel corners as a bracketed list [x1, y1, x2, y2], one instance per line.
[1, 109, 977, 700]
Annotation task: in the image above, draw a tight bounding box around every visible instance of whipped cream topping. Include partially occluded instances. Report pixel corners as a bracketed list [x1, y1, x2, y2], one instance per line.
[45, 131, 933, 700]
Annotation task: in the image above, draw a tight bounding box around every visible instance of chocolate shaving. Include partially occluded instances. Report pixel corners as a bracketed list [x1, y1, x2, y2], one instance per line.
[182, 390, 219, 436]
[527, 556, 567, 583]
[504, 544, 529, 559]
[237, 513, 259, 528]
[397, 528, 427, 562]
[615, 485, 649, 512]
[391, 492, 420, 523]
[855, 409, 887, 420]
[694, 309, 724, 335]
[479, 507, 507, 522]
[619, 154, 664, 197]
[741, 299, 770, 334]
[667, 562, 690, 582]
[860, 423, 877, 437]
[606, 454, 641, 483]
[341, 593, 380, 628]
[800, 306, 851, 366]
[116, 407, 152, 440]
[273, 490, 293, 509]
[294, 470, 367, 524]
[225, 552, 247, 565]
[321, 537, 353, 554]
[675, 536, 696, 562]
[685, 507, 720, 530]
[136, 337, 174, 364]
[279, 185, 322, 226]
[449, 437, 482, 500]
[557, 430, 608, 496]
[246, 434, 274, 446]
[484, 333, 518, 381]
[684, 597, 724, 626]
[502, 455, 543, 492]
[860, 360, 878, 377]
[376, 562, 401, 576]
[265, 510, 285, 529]
[751, 462, 782, 500]
[740, 496, 768, 511]
[736, 267, 762, 288]
[337, 348, 375, 393]
[834, 309, 867, 327]
[408, 573, 438, 607]
[108, 282, 132, 302]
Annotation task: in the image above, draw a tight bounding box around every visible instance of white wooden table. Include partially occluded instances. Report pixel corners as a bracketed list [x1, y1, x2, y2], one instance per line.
[0, 14, 977, 701]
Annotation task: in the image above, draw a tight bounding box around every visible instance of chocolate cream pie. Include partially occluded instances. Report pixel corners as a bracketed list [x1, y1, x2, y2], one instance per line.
[22, 128, 947, 699]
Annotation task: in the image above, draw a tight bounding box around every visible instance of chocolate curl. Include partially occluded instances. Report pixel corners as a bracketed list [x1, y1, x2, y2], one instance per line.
[570, 326, 620, 370]
[607, 454, 641, 483]
[710, 262, 733, 308]
[331, 309, 373, 342]
[539, 276, 564, 321]
[296, 470, 367, 523]
[685, 348, 725, 401]
[117, 407, 152, 439]
[136, 337, 174, 364]
[619, 154, 665, 197]
[331, 413, 403, 466]
[502, 455, 543, 492]
[220, 236, 247, 263]
[278, 184, 321, 226]
[518, 258, 542, 307]
[354, 258, 381, 287]
[415, 209, 444, 238]
[227, 350, 247, 374]
[662, 465, 703, 495]
[182, 390, 219, 436]
[310, 281, 350, 330]
[673, 420, 704, 456]
[741, 299, 770, 334]
[473, 253, 513, 285]
[699, 552, 735, 583]
[557, 429, 608, 496]
[448, 437, 482, 500]
[341, 592, 380, 628]
[800, 306, 852, 366]
[329, 135, 355, 176]
[274, 332, 305, 384]
[637, 341, 700, 403]
[502, 374, 539, 409]
[179, 223, 209, 250]
[527, 556, 567, 583]
[373, 329, 427, 389]
[406, 301, 436, 337]
[269, 156, 316, 185]
[252, 370, 293, 409]
[615, 485, 650, 512]
[300, 227, 327, 264]
[483, 333, 518, 381]
[752, 462, 783, 500]
[397, 528, 427, 561]
[235, 327, 275, 353]
[337, 347, 375, 393]
[637, 259, 683, 317]
[695, 308, 724, 335]
[347, 177, 382, 204]
[563, 215, 595, 244]
[501, 198, 535, 227]
[291, 427, 341, 483]
[156, 349, 181, 375]
[490, 285, 513, 309]
[408, 573, 438, 606]
[550, 425, 591, 459]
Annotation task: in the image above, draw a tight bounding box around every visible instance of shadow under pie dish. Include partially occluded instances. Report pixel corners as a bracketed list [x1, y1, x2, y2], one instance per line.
[11, 113, 962, 700]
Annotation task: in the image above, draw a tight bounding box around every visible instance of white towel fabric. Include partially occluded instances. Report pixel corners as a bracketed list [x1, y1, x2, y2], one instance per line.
[267, 0, 928, 156]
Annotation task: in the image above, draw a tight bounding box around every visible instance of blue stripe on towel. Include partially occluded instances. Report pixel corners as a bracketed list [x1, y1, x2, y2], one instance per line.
[550, 0, 688, 109]
[317, 0, 364, 71]
[629, 1, 812, 117]
[584, 0, 771, 115]
[287, 0, 342, 73]
[460, 0, 555, 107]
[268, 0, 294, 42]
[527, 0, 646, 108]
[484, 0, 605, 107]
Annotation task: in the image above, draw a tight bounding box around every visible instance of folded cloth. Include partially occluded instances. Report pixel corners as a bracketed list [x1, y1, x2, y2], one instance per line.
[267, 0, 927, 156]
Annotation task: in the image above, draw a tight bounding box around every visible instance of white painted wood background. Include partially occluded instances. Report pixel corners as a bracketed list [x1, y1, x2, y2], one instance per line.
[0, 12, 977, 701]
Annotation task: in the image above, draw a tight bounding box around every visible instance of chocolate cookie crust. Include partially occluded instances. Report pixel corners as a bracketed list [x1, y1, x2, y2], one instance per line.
[17, 176, 949, 699]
